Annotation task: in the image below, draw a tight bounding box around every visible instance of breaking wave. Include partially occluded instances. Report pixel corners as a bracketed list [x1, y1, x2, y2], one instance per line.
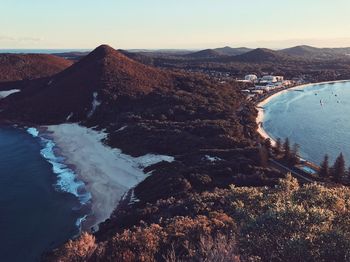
[26, 127, 91, 228]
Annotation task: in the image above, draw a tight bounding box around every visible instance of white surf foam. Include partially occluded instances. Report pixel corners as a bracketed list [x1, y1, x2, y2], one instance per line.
[26, 127, 92, 205]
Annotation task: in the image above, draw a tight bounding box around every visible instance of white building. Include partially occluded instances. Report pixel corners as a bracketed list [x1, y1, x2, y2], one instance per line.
[260, 75, 278, 83]
[255, 83, 274, 91]
[255, 82, 283, 92]
[275, 76, 284, 82]
[244, 74, 258, 83]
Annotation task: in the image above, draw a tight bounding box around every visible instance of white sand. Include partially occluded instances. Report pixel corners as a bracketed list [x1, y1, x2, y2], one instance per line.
[256, 80, 350, 146]
[46, 123, 174, 229]
[0, 89, 20, 99]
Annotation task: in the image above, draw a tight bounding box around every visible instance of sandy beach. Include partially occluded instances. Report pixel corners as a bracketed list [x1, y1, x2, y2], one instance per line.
[0, 89, 20, 99]
[46, 124, 174, 230]
[255, 80, 350, 146]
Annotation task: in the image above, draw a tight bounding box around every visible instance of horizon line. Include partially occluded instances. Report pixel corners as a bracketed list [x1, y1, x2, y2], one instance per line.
[1, 44, 350, 52]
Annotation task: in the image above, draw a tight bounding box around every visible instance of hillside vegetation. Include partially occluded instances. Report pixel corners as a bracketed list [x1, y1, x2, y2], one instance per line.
[0, 54, 72, 83]
[47, 175, 350, 261]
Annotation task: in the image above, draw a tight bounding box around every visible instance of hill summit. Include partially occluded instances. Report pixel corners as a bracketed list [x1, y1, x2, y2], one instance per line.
[233, 48, 293, 63]
[0, 45, 172, 123]
[185, 49, 224, 59]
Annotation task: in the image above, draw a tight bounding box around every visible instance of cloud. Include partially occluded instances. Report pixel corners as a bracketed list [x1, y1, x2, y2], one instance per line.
[0, 35, 41, 44]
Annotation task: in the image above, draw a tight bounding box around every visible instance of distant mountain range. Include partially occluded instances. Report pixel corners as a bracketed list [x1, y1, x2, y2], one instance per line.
[43, 45, 350, 64]
[1, 45, 350, 63]
[182, 45, 350, 62]
[280, 45, 350, 60]
[214, 46, 253, 56]
[117, 45, 350, 65]
[184, 47, 253, 59]
[184, 49, 224, 59]
[231, 48, 293, 63]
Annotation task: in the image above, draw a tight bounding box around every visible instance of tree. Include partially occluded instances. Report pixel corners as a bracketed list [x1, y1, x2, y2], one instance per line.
[290, 143, 300, 165]
[333, 153, 345, 183]
[283, 138, 291, 162]
[319, 154, 330, 178]
[275, 138, 282, 155]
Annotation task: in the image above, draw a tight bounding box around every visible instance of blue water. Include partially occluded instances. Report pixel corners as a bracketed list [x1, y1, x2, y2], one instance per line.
[0, 126, 89, 261]
[263, 81, 350, 165]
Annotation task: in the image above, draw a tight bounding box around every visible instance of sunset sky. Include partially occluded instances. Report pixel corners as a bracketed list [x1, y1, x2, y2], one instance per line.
[1, 0, 350, 49]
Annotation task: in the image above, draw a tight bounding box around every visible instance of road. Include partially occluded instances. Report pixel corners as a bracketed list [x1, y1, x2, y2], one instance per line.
[269, 159, 315, 183]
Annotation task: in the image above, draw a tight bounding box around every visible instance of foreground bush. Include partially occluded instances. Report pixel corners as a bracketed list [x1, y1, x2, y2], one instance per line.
[47, 175, 350, 261]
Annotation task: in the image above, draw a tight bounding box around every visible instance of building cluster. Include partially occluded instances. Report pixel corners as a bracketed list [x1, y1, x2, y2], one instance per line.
[245, 74, 292, 91]
[239, 74, 297, 100]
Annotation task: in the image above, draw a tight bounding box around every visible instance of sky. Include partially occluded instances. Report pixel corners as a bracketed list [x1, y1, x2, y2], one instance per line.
[1, 0, 350, 49]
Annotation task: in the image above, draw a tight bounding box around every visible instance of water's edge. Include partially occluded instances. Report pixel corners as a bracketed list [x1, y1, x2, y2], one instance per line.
[26, 127, 92, 230]
[257, 79, 350, 164]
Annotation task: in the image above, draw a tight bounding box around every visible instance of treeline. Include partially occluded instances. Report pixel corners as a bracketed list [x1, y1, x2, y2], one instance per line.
[259, 137, 300, 167]
[261, 136, 350, 185]
[319, 153, 350, 183]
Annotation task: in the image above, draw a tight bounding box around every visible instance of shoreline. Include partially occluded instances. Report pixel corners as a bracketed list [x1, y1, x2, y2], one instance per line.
[26, 126, 93, 232]
[255, 79, 350, 146]
[1, 122, 175, 233]
[44, 123, 174, 231]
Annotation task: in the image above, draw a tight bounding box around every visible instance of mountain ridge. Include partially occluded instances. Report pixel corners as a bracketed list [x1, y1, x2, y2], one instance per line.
[0, 54, 72, 83]
[232, 48, 294, 63]
[280, 45, 350, 59]
[184, 49, 224, 59]
[214, 46, 252, 56]
[0, 45, 172, 123]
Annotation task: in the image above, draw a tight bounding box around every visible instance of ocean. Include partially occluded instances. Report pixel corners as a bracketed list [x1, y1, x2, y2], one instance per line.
[0, 126, 89, 261]
[263, 81, 350, 165]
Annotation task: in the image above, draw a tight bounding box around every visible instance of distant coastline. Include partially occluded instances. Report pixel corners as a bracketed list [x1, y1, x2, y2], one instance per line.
[256, 79, 350, 146]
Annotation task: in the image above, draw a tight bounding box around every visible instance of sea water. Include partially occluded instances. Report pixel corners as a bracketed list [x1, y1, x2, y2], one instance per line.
[263, 81, 350, 165]
[0, 126, 89, 261]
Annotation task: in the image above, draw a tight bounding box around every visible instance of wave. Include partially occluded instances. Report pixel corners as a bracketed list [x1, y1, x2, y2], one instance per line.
[26, 127, 92, 212]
